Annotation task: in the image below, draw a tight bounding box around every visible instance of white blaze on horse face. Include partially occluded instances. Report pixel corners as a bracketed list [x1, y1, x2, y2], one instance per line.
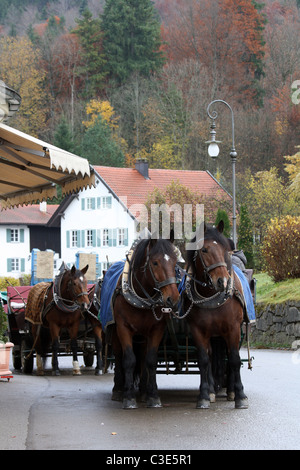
[79, 276, 84, 282]
[164, 254, 170, 262]
[213, 241, 218, 245]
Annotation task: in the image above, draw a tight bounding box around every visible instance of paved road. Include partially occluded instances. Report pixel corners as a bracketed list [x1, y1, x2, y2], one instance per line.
[1, 348, 300, 451]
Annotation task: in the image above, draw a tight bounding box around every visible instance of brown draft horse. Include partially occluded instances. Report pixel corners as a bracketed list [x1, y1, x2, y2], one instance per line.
[26, 264, 90, 376]
[184, 221, 248, 409]
[111, 235, 180, 409]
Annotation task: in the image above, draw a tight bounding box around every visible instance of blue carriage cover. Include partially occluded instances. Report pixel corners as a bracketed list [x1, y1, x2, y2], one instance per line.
[98, 261, 125, 332]
[232, 265, 256, 322]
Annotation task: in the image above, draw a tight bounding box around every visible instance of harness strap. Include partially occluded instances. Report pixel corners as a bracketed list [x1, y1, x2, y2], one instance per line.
[206, 262, 227, 273]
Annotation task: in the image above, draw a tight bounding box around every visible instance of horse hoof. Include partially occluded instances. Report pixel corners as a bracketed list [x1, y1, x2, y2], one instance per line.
[52, 370, 60, 376]
[36, 370, 44, 376]
[209, 393, 216, 403]
[227, 392, 235, 401]
[147, 397, 162, 408]
[122, 398, 138, 409]
[235, 398, 248, 409]
[111, 390, 123, 401]
[73, 369, 82, 375]
[95, 368, 103, 376]
[196, 399, 210, 409]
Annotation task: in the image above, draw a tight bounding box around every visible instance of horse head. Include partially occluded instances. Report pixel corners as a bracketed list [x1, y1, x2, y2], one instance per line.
[66, 264, 90, 312]
[137, 231, 180, 310]
[191, 221, 232, 293]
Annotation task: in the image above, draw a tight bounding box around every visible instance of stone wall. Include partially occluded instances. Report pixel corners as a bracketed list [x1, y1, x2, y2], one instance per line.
[250, 301, 300, 348]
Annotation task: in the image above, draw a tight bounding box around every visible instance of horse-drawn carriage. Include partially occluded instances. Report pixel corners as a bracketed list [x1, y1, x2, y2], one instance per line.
[5, 267, 103, 375]
[101, 221, 255, 409]
[4, 220, 255, 411]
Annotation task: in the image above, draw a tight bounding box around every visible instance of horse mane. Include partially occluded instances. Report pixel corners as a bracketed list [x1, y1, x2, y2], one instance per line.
[132, 237, 176, 270]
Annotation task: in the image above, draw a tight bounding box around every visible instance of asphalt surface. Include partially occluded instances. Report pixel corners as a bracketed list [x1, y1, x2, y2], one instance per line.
[1, 348, 300, 451]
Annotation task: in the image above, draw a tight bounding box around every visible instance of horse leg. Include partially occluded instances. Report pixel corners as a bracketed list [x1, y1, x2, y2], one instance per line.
[196, 344, 211, 409]
[70, 337, 81, 375]
[227, 347, 248, 409]
[36, 353, 44, 376]
[143, 326, 165, 408]
[111, 330, 124, 401]
[122, 344, 138, 409]
[51, 337, 60, 376]
[144, 346, 162, 408]
[93, 325, 103, 376]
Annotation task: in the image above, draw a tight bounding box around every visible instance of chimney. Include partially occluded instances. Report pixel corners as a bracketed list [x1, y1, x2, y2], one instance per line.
[40, 201, 47, 212]
[135, 158, 149, 179]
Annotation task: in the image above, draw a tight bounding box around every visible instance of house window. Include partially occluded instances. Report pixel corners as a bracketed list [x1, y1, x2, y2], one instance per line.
[11, 229, 19, 242]
[6, 228, 24, 243]
[11, 258, 19, 271]
[71, 230, 78, 248]
[7, 258, 25, 273]
[102, 229, 109, 247]
[86, 229, 94, 247]
[102, 196, 112, 209]
[86, 198, 94, 210]
[118, 228, 125, 246]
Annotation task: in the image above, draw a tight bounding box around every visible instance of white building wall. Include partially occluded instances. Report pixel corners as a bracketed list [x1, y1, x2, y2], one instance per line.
[0, 225, 31, 278]
[60, 178, 137, 273]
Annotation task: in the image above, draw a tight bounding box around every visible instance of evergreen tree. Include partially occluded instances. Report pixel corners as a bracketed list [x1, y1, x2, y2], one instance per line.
[54, 116, 74, 153]
[215, 209, 231, 238]
[73, 9, 107, 97]
[238, 204, 254, 267]
[80, 116, 125, 167]
[53, 115, 75, 204]
[101, 0, 165, 84]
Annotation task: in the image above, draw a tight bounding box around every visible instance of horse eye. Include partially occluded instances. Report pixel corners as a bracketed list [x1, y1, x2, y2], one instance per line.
[152, 261, 158, 266]
[201, 247, 208, 253]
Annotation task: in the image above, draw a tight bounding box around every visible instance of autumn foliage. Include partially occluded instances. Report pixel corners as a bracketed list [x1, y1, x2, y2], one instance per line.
[161, 0, 265, 103]
[261, 216, 300, 282]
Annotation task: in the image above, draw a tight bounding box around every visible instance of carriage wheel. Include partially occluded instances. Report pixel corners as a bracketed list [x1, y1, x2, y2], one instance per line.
[21, 338, 34, 374]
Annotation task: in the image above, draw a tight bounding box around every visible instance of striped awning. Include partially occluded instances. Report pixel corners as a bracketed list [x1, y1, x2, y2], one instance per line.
[0, 123, 94, 209]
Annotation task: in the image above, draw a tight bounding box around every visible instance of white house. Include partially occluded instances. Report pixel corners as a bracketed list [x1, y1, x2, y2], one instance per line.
[60, 174, 136, 275]
[0, 203, 59, 279]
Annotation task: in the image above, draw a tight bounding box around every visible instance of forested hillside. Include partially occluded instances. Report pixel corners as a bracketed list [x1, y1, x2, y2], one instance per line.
[0, 0, 299, 261]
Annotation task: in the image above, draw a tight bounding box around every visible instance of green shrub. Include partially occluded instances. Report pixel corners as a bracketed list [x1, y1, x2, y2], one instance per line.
[261, 216, 300, 282]
[0, 304, 8, 342]
[0, 277, 20, 291]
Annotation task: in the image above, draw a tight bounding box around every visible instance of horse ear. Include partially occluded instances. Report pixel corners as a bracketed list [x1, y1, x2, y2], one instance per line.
[81, 264, 89, 275]
[149, 234, 158, 249]
[217, 220, 224, 233]
[71, 265, 76, 275]
[228, 238, 235, 251]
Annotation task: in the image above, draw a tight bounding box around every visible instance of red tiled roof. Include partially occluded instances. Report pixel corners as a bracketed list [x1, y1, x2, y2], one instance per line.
[0, 204, 59, 225]
[94, 166, 231, 207]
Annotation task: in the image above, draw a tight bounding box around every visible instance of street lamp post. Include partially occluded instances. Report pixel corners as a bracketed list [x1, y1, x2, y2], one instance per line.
[206, 99, 237, 247]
